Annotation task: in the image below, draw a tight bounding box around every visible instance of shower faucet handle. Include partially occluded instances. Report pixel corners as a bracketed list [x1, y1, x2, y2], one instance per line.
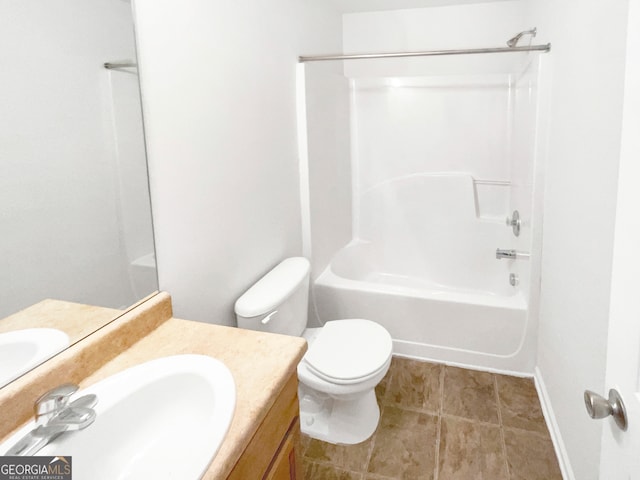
[506, 210, 521, 237]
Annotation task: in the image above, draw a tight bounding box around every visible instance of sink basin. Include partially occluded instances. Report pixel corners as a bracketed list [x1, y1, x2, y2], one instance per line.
[0, 328, 70, 388]
[1, 354, 236, 479]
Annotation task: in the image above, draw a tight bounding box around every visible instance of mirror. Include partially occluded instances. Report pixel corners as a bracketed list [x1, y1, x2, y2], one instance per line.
[0, 0, 157, 385]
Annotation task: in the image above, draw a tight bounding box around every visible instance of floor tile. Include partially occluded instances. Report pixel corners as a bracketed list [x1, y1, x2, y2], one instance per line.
[367, 406, 438, 479]
[503, 427, 563, 480]
[304, 435, 373, 472]
[301, 433, 312, 457]
[303, 459, 363, 480]
[442, 367, 499, 424]
[300, 358, 562, 480]
[384, 357, 442, 413]
[497, 375, 548, 434]
[438, 416, 509, 480]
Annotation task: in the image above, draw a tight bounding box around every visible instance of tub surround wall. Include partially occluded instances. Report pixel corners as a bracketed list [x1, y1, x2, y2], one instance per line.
[304, 62, 352, 282]
[356, 174, 514, 294]
[135, 0, 343, 327]
[351, 76, 511, 208]
[342, 1, 535, 280]
[509, 59, 540, 307]
[0, 292, 307, 479]
[341, 1, 537, 246]
[342, 0, 531, 240]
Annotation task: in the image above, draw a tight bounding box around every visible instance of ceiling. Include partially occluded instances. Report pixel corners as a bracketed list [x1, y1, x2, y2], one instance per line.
[329, 0, 515, 13]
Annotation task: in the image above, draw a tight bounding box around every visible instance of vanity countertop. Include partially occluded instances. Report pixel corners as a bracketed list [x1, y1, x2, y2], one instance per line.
[0, 299, 122, 345]
[79, 316, 307, 479]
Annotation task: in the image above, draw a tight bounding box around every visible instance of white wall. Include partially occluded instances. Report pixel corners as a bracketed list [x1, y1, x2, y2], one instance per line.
[134, 0, 343, 325]
[525, 1, 630, 478]
[0, 0, 142, 317]
[333, 0, 515, 13]
[343, 2, 527, 54]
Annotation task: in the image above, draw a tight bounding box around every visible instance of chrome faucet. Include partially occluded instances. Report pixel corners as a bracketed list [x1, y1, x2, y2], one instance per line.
[5, 384, 97, 456]
[496, 248, 530, 260]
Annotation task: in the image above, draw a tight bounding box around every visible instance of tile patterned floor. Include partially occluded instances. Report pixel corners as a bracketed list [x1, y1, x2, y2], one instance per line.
[301, 357, 563, 480]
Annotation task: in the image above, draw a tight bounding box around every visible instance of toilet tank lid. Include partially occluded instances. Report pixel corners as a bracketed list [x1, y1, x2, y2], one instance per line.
[234, 257, 310, 318]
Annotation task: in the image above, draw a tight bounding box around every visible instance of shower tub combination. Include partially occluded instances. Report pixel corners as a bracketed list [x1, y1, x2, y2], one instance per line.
[302, 37, 545, 374]
[313, 174, 532, 373]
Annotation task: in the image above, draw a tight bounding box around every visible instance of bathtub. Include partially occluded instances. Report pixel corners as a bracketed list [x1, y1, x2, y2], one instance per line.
[313, 240, 530, 373]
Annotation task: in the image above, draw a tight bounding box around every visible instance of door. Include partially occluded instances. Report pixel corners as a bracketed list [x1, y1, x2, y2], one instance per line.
[598, 1, 640, 478]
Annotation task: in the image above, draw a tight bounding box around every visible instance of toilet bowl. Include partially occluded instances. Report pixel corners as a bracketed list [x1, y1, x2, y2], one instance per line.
[234, 257, 392, 444]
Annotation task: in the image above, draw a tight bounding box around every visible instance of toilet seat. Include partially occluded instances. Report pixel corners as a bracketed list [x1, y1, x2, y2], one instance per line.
[303, 319, 392, 385]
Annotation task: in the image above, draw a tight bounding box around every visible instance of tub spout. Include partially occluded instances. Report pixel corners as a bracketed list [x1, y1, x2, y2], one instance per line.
[496, 249, 530, 260]
[496, 249, 516, 259]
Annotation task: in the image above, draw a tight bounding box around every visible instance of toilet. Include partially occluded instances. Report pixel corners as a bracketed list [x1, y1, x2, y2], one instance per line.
[234, 257, 392, 445]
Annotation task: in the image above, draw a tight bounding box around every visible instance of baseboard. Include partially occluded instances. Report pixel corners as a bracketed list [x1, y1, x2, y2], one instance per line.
[534, 366, 575, 480]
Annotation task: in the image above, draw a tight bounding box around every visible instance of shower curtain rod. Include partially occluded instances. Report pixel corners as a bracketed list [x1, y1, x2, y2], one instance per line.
[298, 43, 551, 63]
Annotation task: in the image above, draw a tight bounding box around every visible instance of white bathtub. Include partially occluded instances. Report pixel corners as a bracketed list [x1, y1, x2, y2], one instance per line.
[313, 240, 530, 373]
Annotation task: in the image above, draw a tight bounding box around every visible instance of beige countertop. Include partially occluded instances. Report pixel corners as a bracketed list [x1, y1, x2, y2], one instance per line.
[0, 299, 122, 345]
[0, 293, 306, 478]
[78, 316, 307, 479]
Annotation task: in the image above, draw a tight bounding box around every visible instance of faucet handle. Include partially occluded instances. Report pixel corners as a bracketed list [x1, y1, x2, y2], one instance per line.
[34, 383, 78, 425]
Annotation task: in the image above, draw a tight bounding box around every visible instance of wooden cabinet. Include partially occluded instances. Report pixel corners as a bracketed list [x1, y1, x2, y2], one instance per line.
[228, 373, 302, 480]
[264, 418, 301, 480]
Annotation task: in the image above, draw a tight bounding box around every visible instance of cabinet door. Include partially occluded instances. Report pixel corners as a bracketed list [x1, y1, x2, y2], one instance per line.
[227, 375, 299, 480]
[264, 418, 301, 480]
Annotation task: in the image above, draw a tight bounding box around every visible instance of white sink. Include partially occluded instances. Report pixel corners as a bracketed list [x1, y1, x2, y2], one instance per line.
[0, 328, 70, 388]
[2, 354, 236, 479]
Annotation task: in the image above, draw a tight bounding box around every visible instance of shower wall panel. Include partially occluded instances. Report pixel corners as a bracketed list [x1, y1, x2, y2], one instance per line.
[304, 63, 352, 280]
[352, 76, 512, 232]
[509, 59, 540, 305]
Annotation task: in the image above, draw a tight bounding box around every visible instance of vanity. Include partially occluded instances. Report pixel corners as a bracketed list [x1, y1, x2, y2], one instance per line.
[0, 292, 307, 479]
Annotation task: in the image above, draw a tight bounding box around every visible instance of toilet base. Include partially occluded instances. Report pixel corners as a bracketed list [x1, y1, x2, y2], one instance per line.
[298, 384, 380, 445]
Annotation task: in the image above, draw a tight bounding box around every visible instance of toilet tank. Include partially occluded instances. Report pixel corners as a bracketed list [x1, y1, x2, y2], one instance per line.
[234, 257, 310, 337]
